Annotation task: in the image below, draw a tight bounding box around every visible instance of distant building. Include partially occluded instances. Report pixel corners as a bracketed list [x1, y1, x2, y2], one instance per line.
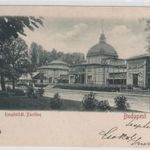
[35, 33, 150, 89]
[17, 73, 32, 85]
[127, 54, 150, 88]
[38, 60, 69, 84]
[69, 33, 126, 86]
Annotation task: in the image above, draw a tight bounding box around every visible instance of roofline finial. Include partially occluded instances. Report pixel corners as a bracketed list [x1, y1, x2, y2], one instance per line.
[101, 19, 104, 34]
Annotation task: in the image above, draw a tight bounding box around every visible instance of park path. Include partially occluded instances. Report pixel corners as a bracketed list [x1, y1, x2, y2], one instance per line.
[44, 86, 150, 113]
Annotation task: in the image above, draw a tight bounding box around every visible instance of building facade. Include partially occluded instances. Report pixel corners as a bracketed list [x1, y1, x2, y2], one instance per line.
[69, 33, 127, 87]
[38, 60, 69, 84]
[127, 54, 150, 88]
[36, 33, 150, 89]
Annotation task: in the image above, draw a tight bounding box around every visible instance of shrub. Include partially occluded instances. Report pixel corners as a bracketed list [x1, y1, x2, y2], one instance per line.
[0, 91, 10, 97]
[127, 84, 133, 89]
[37, 88, 44, 97]
[82, 92, 98, 110]
[34, 83, 48, 88]
[27, 85, 35, 98]
[114, 95, 129, 110]
[13, 89, 25, 96]
[54, 84, 121, 92]
[6, 86, 12, 92]
[97, 100, 111, 111]
[50, 93, 63, 109]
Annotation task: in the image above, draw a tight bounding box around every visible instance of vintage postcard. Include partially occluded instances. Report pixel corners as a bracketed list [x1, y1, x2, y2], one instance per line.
[0, 6, 150, 148]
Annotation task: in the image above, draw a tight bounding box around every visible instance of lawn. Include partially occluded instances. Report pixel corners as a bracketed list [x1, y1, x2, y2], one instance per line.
[0, 96, 82, 111]
[0, 95, 140, 112]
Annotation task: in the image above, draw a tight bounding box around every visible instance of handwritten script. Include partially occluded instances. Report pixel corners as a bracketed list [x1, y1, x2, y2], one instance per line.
[99, 119, 150, 146]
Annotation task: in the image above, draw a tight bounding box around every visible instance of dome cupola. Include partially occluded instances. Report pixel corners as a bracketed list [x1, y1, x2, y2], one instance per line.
[87, 33, 118, 58]
[99, 33, 106, 43]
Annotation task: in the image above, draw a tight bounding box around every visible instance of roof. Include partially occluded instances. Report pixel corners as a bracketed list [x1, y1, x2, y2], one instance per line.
[38, 59, 69, 71]
[50, 60, 67, 65]
[39, 65, 69, 70]
[31, 72, 39, 78]
[32, 72, 47, 79]
[127, 53, 150, 60]
[19, 74, 32, 80]
[71, 63, 126, 68]
[87, 33, 118, 58]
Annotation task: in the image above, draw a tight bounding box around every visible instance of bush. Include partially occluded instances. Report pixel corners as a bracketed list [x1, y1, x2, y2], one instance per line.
[27, 85, 35, 98]
[126, 84, 133, 89]
[34, 83, 48, 88]
[97, 100, 111, 111]
[0, 91, 10, 97]
[13, 89, 25, 96]
[54, 84, 121, 92]
[37, 88, 44, 97]
[50, 93, 63, 109]
[6, 86, 12, 92]
[82, 92, 98, 110]
[114, 95, 129, 110]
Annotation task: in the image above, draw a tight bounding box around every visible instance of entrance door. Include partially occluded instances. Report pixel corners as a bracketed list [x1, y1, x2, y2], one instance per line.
[81, 74, 85, 84]
[133, 74, 138, 87]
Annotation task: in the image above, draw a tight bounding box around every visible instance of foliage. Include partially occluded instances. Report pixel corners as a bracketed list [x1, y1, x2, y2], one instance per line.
[97, 100, 111, 111]
[145, 19, 150, 54]
[82, 92, 98, 110]
[29, 42, 85, 67]
[6, 86, 12, 92]
[54, 84, 121, 92]
[3, 37, 30, 89]
[13, 89, 26, 96]
[126, 84, 133, 89]
[29, 42, 41, 71]
[50, 93, 63, 109]
[34, 83, 48, 88]
[0, 16, 43, 91]
[114, 95, 129, 110]
[0, 91, 10, 97]
[37, 88, 44, 97]
[0, 16, 43, 42]
[27, 84, 36, 98]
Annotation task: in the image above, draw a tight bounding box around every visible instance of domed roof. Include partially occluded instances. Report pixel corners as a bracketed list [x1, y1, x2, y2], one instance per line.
[39, 60, 69, 71]
[50, 60, 67, 65]
[87, 33, 118, 58]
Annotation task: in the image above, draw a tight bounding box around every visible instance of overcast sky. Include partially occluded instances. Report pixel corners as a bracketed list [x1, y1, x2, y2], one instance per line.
[13, 6, 149, 59]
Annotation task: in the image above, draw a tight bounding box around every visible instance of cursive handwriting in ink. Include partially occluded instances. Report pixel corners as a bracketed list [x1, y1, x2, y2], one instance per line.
[99, 127, 150, 146]
[126, 119, 150, 129]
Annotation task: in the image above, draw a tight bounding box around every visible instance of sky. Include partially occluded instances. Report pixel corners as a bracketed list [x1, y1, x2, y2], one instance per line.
[12, 6, 150, 59]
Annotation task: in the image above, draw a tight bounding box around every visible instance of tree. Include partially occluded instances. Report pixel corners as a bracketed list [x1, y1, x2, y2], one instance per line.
[2, 37, 30, 90]
[61, 52, 85, 65]
[0, 16, 43, 91]
[30, 42, 39, 71]
[29, 42, 46, 69]
[145, 19, 150, 54]
[29, 42, 85, 67]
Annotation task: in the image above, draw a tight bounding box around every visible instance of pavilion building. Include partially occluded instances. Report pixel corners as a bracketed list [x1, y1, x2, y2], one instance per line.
[69, 33, 127, 87]
[38, 60, 69, 84]
[126, 54, 150, 88]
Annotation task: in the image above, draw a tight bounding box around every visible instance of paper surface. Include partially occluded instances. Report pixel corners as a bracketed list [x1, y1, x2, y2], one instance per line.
[0, 6, 149, 147]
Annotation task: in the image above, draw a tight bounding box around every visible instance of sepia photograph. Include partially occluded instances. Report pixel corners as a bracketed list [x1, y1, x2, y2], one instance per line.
[0, 6, 149, 147]
[0, 8, 150, 113]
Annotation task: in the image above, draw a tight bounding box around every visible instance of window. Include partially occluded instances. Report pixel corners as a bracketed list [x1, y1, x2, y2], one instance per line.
[133, 74, 138, 87]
